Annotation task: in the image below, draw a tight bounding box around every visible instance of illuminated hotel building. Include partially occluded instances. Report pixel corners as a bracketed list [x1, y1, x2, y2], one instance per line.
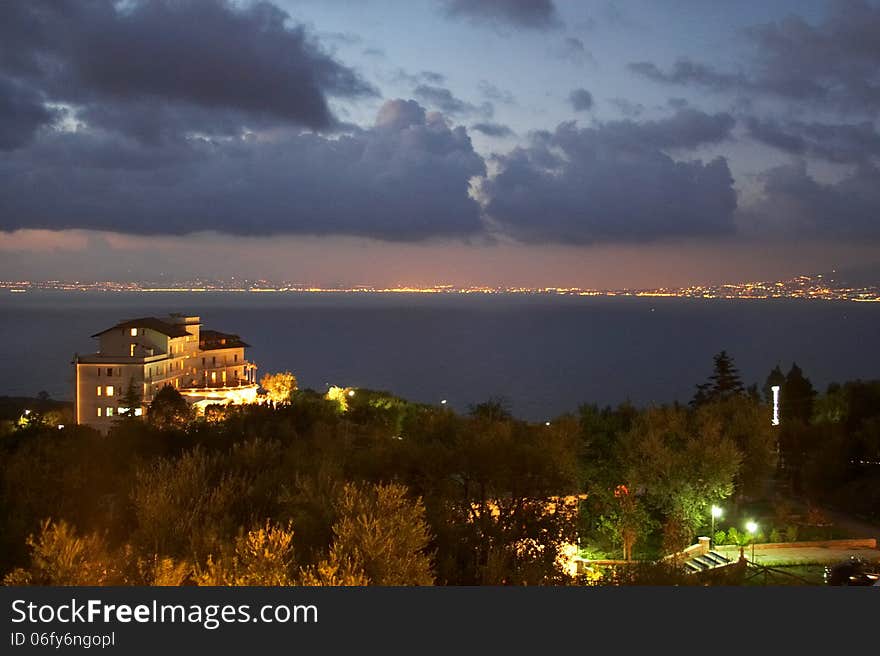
[73, 314, 258, 431]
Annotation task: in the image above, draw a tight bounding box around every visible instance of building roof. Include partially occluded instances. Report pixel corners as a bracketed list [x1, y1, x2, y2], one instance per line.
[91, 317, 191, 339]
[199, 329, 250, 350]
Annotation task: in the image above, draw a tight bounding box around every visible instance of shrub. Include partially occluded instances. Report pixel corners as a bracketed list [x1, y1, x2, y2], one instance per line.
[713, 530, 727, 546]
[785, 524, 798, 542]
[726, 526, 741, 546]
[769, 528, 782, 543]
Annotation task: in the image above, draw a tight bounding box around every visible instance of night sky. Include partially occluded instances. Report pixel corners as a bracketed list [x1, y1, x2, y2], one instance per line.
[1, 0, 879, 286]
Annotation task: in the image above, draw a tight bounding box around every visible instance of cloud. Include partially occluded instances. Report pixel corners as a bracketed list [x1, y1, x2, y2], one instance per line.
[471, 122, 515, 138]
[0, 0, 377, 144]
[568, 88, 594, 112]
[608, 97, 644, 117]
[553, 37, 593, 65]
[746, 117, 880, 164]
[478, 111, 738, 243]
[478, 80, 517, 105]
[742, 161, 880, 240]
[628, 1, 880, 114]
[0, 76, 60, 149]
[440, 0, 562, 30]
[414, 84, 493, 118]
[393, 69, 447, 86]
[628, 60, 747, 92]
[0, 99, 487, 241]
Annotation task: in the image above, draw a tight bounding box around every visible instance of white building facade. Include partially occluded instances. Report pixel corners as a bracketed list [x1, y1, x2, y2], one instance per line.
[73, 314, 258, 431]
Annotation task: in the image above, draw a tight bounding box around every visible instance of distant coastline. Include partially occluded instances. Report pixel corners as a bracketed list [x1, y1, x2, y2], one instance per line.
[2, 273, 879, 302]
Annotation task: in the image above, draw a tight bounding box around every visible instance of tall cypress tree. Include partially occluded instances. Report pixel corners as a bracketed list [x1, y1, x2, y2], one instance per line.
[784, 363, 816, 424]
[691, 350, 745, 406]
[763, 364, 785, 405]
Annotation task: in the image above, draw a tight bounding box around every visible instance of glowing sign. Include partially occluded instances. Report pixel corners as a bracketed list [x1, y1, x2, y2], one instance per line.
[771, 385, 780, 426]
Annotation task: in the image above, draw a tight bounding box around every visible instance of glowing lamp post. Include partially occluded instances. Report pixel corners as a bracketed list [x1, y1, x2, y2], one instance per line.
[771, 385, 780, 426]
[710, 505, 723, 548]
[746, 521, 758, 562]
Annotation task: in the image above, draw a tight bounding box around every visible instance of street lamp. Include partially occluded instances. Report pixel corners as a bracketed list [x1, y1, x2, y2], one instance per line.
[710, 505, 723, 548]
[746, 521, 758, 562]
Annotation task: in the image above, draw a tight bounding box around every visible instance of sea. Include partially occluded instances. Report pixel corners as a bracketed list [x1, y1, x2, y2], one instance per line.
[1, 291, 878, 421]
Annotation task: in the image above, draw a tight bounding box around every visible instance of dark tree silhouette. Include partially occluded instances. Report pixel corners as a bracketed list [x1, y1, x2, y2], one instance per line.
[763, 364, 785, 405]
[691, 350, 745, 406]
[147, 385, 192, 430]
[784, 363, 816, 424]
[119, 378, 142, 418]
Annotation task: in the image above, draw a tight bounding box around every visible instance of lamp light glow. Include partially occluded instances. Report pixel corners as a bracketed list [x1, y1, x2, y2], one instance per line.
[771, 385, 780, 426]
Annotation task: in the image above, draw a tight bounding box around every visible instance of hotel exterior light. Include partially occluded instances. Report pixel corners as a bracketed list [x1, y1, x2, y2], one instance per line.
[348, 389, 355, 397]
[771, 385, 780, 426]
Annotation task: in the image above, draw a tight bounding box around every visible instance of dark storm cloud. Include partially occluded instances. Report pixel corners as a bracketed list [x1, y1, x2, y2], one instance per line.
[608, 109, 735, 151]
[568, 88, 594, 112]
[440, 0, 562, 30]
[0, 76, 59, 150]
[744, 162, 880, 240]
[629, 1, 880, 113]
[471, 122, 516, 138]
[746, 117, 880, 164]
[0, 99, 487, 240]
[414, 85, 493, 118]
[479, 111, 738, 244]
[0, 0, 376, 143]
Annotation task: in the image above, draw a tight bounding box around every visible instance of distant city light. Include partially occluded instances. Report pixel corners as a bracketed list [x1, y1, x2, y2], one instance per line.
[545, 421, 551, 426]
[57, 424, 64, 430]
[24, 409, 31, 415]
[441, 399, 447, 405]
[771, 385, 780, 426]
[348, 390, 355, 397]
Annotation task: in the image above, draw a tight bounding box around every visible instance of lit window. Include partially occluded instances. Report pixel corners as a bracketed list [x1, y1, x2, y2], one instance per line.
[130, 343, 136, 357]
[97, 408, 102, 417]
[211, 371, 217, 383]
[105, 386, 114, 396]
[106, 407, 114, 417]
[134, 408, 143, 417]
[97, 386, 102, 396]
[130, 328, 138, 337]
[222, 370, 227, 384]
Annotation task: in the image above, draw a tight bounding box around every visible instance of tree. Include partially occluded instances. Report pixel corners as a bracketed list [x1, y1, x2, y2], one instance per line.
[620, 406, 742, 552]
[763, 364, 785, 405]
[119, 377, 142, 418]
[784, 363, 816, 424]
[196, 521, 296, 586]
[468, 397, 512, 422]
[322, 482, 435, 586]
[691, 351, 745, 407]
[147, 385, 192, 430]
[260, 371, 298, 405]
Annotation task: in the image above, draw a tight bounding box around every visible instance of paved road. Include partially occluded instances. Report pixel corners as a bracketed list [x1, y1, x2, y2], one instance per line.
[715, 543, 880, 566]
